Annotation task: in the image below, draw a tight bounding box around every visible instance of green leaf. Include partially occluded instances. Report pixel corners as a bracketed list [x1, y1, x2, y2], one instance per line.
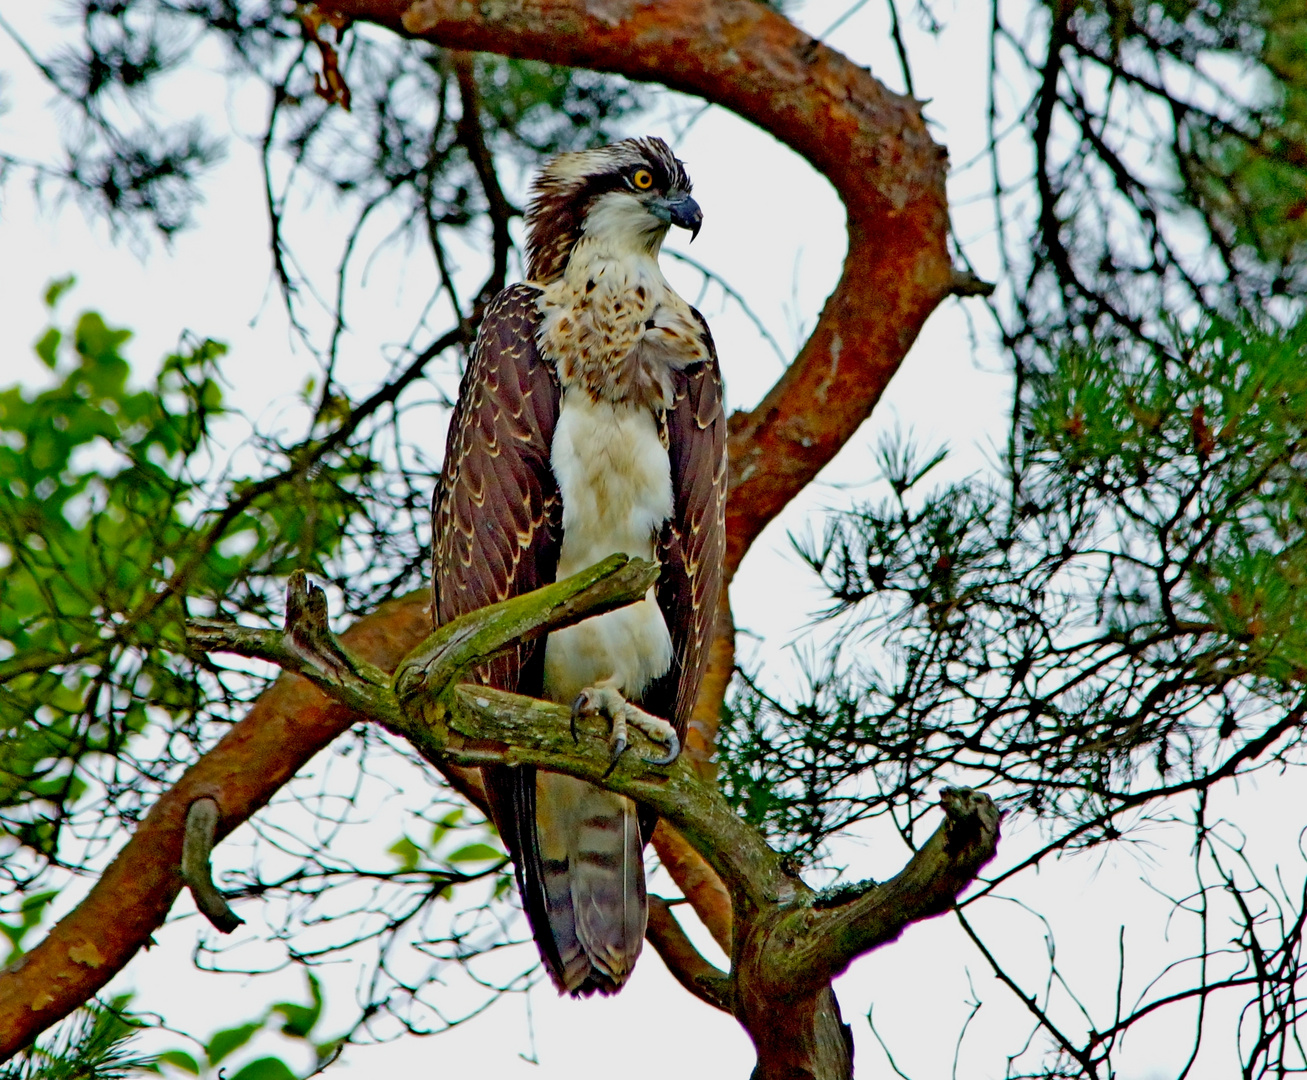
[205, 1022, 261, 1065]
[34, 328, 61, 369]
[156, 1049, 202, 1074]
[43, 275, 75, 308]
[314, 1038, 344, 1067]
[445, 842, 502, 865]
[0, 889, 58, 963]
[272, 973, 322, 1039]
[387, 836, 422, 872]
[229, 1056, 299, 1080]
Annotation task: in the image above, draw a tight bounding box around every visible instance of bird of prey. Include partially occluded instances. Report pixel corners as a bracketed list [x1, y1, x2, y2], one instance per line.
[431, 136, 726, 996]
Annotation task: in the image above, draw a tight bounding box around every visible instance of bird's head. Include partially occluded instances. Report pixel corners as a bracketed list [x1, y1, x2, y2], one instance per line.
[525, 136, 701, 282]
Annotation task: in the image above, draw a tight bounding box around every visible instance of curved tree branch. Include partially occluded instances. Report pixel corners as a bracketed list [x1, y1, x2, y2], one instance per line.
[180, 798, 244, 934]
[731, 789, 999, 1078]
[335, 0, 956, 580]
[768, 787, 1001, 991]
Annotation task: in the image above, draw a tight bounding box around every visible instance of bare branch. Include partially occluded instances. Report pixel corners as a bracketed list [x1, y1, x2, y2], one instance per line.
[451, 50, 515, 306]
[191, 557, 794, 910]
[393, 554, 661, 706]
[949, 267, 996, 297]
[771, 788, 1001, 991]
[646, 895, 732, 1013]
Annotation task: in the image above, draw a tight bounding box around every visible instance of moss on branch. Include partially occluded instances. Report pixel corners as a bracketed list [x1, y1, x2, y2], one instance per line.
[188, 556, 792, 909]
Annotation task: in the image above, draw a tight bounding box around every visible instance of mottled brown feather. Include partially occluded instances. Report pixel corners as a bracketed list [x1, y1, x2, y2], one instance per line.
[430, 284, 564, 969]
[642, 307, 727, 772]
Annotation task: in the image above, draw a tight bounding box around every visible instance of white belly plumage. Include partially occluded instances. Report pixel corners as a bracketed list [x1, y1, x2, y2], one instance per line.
[543, 390, 674, 705]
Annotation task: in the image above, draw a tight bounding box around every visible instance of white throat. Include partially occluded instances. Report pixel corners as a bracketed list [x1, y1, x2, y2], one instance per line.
[579, 191, 669, 260]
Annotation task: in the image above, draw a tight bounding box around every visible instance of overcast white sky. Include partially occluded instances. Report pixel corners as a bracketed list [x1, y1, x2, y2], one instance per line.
[1, 2, 1298, 1077]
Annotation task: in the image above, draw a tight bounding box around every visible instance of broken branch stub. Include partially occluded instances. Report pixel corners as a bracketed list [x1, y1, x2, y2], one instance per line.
[180, 799, 244, 934]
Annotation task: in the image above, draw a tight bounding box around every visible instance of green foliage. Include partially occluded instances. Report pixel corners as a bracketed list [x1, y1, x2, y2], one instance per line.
[270, 972, 322, 1040]
[0, 300, 227, 855]
[387, 808, 508, 893]
[204, 1024, 260, 1067]
[0, 889, 57, 965]
[151, 1051, 199, 1075]
[1175, 0, 1307, 288]
[151, 973, 339, 1080]
[0, 284, 375, 870]
[228, 1060, 297, 1080]
[0, 279, 514, 1064]
[726, 316, 1307, 857]
[1027, 317, 1307, 681]
[0, 995, 153, 1080]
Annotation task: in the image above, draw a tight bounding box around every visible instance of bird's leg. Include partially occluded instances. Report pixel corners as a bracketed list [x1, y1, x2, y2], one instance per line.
[571, 680, 680, 773]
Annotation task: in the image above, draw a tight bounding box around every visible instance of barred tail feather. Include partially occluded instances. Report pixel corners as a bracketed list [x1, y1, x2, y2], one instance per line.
[532, 771, 647, 995]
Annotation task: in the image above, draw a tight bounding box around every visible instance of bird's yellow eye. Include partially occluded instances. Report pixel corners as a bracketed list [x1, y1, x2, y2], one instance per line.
[631, 169, 654, 190]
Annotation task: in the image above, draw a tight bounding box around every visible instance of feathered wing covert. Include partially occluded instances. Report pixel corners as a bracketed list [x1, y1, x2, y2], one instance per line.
[431, 282, 725, 995]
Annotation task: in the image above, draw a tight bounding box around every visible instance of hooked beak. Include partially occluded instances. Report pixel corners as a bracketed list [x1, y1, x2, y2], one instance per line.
[650, 192, 703, 241]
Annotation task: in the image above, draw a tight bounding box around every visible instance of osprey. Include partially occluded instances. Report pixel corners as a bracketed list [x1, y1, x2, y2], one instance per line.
[431, 137, 726, 995]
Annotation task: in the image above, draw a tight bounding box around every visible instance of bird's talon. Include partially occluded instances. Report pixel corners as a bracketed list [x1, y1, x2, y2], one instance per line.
[641, 729, 680, 767]
[570, 700, 584, 743]
[602, 737, 629, 778]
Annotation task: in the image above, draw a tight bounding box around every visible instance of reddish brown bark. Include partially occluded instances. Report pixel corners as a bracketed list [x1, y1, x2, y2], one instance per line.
[652, 820, 733, 952]
[0, 0, 958, 1066]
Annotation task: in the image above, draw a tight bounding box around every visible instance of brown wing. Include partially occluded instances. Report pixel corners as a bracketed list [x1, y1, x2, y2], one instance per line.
[641, 308, 727, 744]
[430, 282, 572, 983]
[431, 282, 562, 686]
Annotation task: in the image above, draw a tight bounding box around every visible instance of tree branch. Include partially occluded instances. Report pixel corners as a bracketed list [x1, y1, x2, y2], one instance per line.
[769, 787, 1001, 992]
[179, 798, 244, 934]
[393, 555, 660, 705]
[198, 558, 797, 914]
[0, 555, 762, 1055]
[646, 896, 733, 1013]
[450, 50, 515, 307]
[435, 686, 792, 911]
[652, 821, 734, 953]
